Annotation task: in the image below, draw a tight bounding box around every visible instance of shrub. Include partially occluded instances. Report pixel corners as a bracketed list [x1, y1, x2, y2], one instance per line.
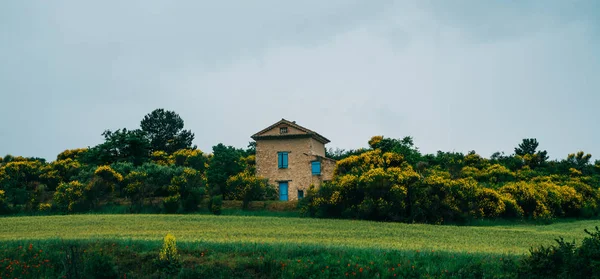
[0, 190, 9, 215]
[83, 251, 118, 279]
[53, 181, 87, 212]
[209, 195, 223, 215]
[156, 233, 181, 275]
[475, 188, 506, 218]
[163, 195, 180, 214]
[518, 227, 600, 279]
[226, 171, 276, 209]
[500, 182, 551, 219]
[38, 203, 52, 212]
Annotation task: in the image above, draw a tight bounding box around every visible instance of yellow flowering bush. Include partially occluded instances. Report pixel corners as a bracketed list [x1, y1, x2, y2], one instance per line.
[151, 150, 172, 165]
[171, 149, 207, 171]
[368, 136, 384, 149]
[475, 188, 506, 218]
[53, 181, 86, 212]
[56, 148, 88, 161]
[226, 171, 274, 209]
[93, 165, 123, 183]
[157, 233, 181, 274]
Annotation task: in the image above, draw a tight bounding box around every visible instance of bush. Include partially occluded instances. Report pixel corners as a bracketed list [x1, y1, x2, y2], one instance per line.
[475, 188, 506, 218]
[163, 195, 180, 214]
[0, 190, 9, 215]
[226, 171, 276, 209]
[83, 251, 118, 279]
[156, 233, 181, 275]
[209, 195, 223, 215]
[53, 181, 87, 212]
[518, 227, 600, 279]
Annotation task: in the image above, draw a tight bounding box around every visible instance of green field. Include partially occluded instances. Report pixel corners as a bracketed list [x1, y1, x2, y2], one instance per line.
[1, 214, 596, 255]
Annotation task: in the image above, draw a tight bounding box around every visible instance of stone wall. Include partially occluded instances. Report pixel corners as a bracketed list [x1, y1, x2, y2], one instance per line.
[255, 137, 335, 200]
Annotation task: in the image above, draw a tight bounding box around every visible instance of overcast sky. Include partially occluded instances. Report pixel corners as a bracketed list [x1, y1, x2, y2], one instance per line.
[1, 1, 599, 161]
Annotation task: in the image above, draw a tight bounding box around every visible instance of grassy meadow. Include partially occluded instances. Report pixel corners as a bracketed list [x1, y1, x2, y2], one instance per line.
[1, 214, 596, 254]
[0, 215, 597, 278]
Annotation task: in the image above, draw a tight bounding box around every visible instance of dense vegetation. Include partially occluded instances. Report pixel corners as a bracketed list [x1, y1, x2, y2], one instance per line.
[1, 108, 599, 225]
[307, 136, 600, 223]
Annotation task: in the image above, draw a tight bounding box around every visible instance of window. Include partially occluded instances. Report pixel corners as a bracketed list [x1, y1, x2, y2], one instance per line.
[279, 182, 288, 201]
[311, 161, 321, 175]
[278, 152, 288, 169]
[298, 190, 304, 199]
[280, 127, 288, 134]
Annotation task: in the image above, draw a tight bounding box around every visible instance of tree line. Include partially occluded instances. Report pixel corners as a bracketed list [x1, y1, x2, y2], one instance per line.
[305, 136, 600, 223]
[1, 109, 599, 223]
[0, 109, 272, 215]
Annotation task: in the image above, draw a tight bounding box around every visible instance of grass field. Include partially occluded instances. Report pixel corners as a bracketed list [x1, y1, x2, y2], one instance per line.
[1, 214, 596, 255]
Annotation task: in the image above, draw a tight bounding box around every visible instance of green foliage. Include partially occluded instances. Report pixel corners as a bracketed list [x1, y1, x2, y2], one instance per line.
[170, 168, 206, 212]
[83, 250, 118, 279]
[141, 108, 195, 154]
[56, 148, 88, 161]
[83, 128, 151, 166]
[0, 160, 43, 209]
[53, 181, 87, 212]
[84, 166, 122, 208]
[163, 195, 181, 214]
[206, 143, 246, 197]
[226, 171, 275, 209]
[171, 148, 208, 172]
[519, 227, 600, 279]
[210, 195, 223, 215]
[0, 190, 9, 215]
[40, 158, 81, 191]
[515, 138, 549, 169]
[368, 135, 422, 165]
[155, 233, 181, 275]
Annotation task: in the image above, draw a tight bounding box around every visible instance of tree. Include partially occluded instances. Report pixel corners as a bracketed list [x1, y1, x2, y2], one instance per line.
[140, 109, 195, 154]
[83, 129, 150, 166]
[514, 138, 548, 168]
[206, 144, 245, 198]
[368, 136, 422, 166]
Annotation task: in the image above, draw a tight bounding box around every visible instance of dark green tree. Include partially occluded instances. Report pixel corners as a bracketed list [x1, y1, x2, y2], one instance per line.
[83, 129, 150, 166]
[206, 144, 245, 198]
[140, 109, 195, 154]
[514, 138, 549, 168]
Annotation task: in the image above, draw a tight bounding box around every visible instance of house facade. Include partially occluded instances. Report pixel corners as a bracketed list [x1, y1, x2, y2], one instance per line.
[251, 119, 336, 201]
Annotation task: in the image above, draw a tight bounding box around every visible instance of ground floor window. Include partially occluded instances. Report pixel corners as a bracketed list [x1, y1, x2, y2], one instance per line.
[298, 190, 304, 199]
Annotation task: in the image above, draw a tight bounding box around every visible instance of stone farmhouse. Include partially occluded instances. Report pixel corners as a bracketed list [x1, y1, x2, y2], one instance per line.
[251, 119, 336, 201]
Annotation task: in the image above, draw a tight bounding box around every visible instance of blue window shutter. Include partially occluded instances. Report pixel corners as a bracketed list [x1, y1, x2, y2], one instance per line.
[278, 152, 283, 168]
[283, 153, 288, 168]
[312, 161, 321, 175]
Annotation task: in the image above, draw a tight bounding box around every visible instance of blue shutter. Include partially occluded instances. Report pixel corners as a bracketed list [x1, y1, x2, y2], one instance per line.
[278, 152, 289, 169]
[311, 161, 321, 175]
[279, 182, 288, 201]
[298, 190, 304, 199]
[278, 152, 283, 168]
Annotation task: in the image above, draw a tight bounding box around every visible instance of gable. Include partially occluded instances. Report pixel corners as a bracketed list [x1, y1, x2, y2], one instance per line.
[251, 119, 330, 144]
[259, 123, 307, 137]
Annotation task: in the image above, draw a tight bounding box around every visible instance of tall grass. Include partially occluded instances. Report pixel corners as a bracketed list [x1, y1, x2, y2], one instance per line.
[0, 239, 521, 278]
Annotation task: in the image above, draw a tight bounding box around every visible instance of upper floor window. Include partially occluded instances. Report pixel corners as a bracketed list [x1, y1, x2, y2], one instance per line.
[311, 161, 321, 175]
[278, 152, 288, 169]
[280, 127, 288, 134]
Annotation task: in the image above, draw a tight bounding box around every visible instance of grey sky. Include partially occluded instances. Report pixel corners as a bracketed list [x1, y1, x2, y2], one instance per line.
[1, 1, 599, 161]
